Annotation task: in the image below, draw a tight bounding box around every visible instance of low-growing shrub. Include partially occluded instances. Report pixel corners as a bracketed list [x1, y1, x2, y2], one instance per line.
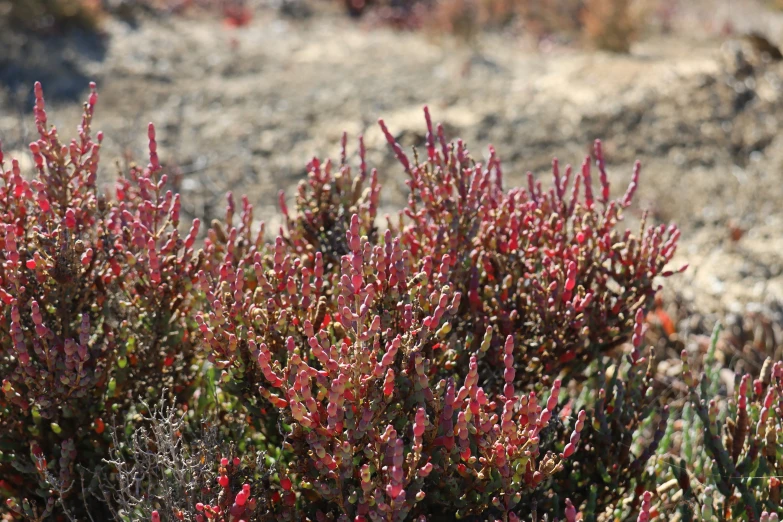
[180, 105, 682, 519]
[197, 207, 588, 519]
[385, 108, 681, 391]
[648, 324, 783, 521]
[8, 79, 780, 522]
[626, 298, 783, 521]
[102, 398, 286, 522]
[376, 111, 680, 514]
[0, 83, 201, 520]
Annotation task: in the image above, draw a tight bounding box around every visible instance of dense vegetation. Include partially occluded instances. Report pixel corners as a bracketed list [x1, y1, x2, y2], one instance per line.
[0, 83, 781, 521]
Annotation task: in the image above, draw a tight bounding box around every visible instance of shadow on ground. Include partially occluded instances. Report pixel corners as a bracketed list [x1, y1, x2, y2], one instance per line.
[0, 23, 108, 106]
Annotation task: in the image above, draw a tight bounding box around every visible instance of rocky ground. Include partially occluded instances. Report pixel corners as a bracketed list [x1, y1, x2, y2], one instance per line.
[2, 1, 783, 317]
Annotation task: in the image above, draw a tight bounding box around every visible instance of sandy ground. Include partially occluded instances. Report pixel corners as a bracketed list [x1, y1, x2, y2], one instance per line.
[2, 2, 783, 316]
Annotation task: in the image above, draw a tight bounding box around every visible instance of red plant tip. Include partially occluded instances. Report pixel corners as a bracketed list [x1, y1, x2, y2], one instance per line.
[65, 208, 77, 229]
[278, 190, 289, 217]
[80, 248, 93, 266]
[148, 123, 156, 141]
[562, 443, 576, 458]
[413, 408, 427, 437]
[235, 490, 248, 506]
[565, 498, 577, 522]
[218, 475, 229, 488]
[221, 457, 229, 466]
[423, 106, 435, 156]
[151, 511, 160, 522]
[281, 477, 292, 491]
[565, 261, 577, 290]
[636, 490, 653, 522]
[378, 118, 411, 172]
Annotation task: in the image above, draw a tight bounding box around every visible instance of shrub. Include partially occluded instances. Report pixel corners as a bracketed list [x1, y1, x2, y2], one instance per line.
[650, 324, 783, 521]
[0, 83, 201, 519]
[198, 206, 588, 519]
[375, 110, 682, 514]
[386, 108, 681, 392]
[406, 110, 680, 514]
[180, 106, 682, 519]
[103, 398, 285, 522]
[548, 347, 670, 519]
[2, 81, 691, 521]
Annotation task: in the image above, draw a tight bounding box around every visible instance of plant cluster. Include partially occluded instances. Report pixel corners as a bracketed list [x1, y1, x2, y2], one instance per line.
[0, 82, 201, 520]
[637, 319, 783, 522]
[350, 0, 642, 52]
[0, 81, 780, 522]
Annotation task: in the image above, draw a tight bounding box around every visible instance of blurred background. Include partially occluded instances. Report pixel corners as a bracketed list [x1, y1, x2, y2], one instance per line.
[1, 0, 782, 321]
